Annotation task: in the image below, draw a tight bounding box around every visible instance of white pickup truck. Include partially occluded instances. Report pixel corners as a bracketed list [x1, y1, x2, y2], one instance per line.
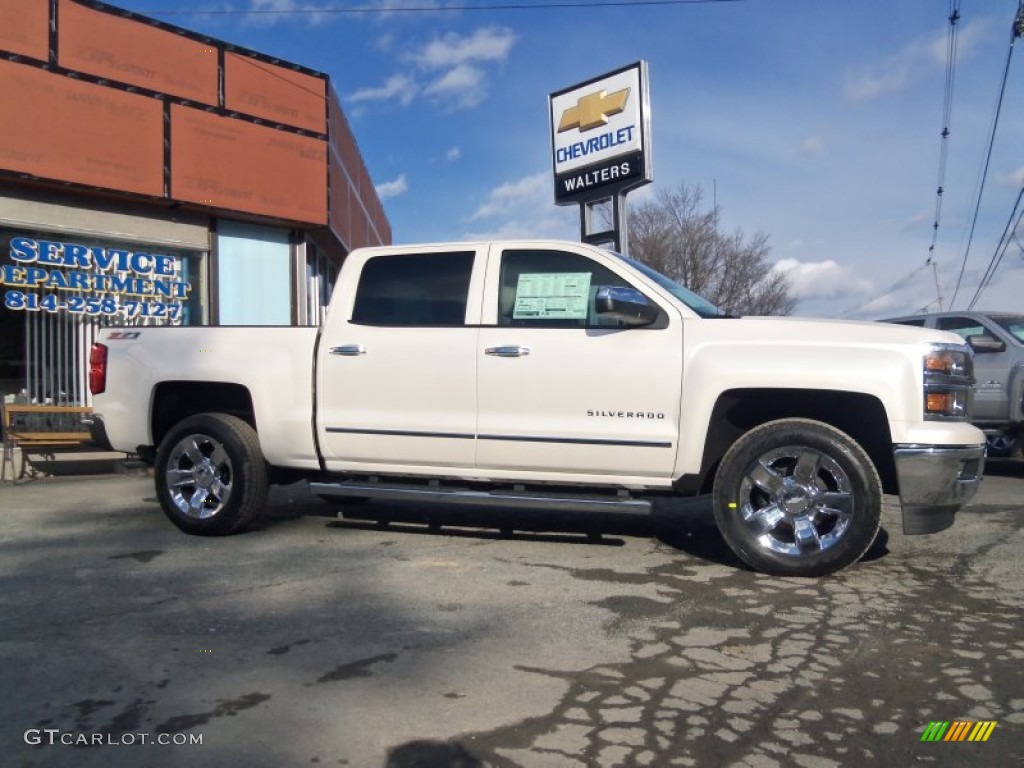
[88, 239, 985, 576]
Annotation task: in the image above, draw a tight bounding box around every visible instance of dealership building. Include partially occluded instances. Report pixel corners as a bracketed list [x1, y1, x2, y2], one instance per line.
[0, 0, 390, 406]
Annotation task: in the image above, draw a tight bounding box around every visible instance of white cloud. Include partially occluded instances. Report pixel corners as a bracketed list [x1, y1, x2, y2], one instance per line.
[346, 74, 418, 106]
[348, 27, 517, 113]
[462, 215, 574, 242]
[424, 64, 487, 109]
[408, 27, 518, 69]
[369, 0, 443, 18]
[773, 258, 873, 301]
[242, 0, 444, 25]
[461, 173, 575, 240]
[376, 173, 408, 199]
[445, 147, 461, 162]
[843, 67, 909, 103]
[899, 210, 932, 233]
[243, 0, 332, 26]
[998, 166, 1024, 187]
[466, 173, 548, 222]
[413, 28, 516, 110]
[799, 135, 826, 157]
[843, 19, 991, 103]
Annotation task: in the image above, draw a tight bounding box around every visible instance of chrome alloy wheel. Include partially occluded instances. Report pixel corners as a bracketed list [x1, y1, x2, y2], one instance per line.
[737, 446, 854, 557]
[164, 433, 234, 519]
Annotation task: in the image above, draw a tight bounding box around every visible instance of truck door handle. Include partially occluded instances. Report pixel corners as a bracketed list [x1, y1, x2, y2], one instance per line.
[485, 346, 530, 357]
[330, 344, 366, 356]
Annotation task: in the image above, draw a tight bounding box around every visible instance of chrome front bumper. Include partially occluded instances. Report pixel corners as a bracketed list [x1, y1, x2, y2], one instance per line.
[893, 444, 985, 535]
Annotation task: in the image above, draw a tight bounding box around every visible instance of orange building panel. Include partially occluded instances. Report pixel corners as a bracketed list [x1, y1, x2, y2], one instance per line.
[357, 163, 376, 206]
[171, 105, 327, 224]
[328, 95, 363, 187]
[374, 206, 390, 247]
[355, 213, 370, 250]
[327, 92, 354, 146]
[328, 149, 353, 250]
[225, 52, 325, 134]
[0, 60, 163, 196]
[0, 0, 49, 61]
[327, 94, 388, 246]
[58, 0, 218, 105]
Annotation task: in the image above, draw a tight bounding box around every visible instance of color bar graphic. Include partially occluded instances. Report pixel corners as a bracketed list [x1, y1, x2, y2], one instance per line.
[920, 721, 997, 742]
[921, 721, 949, 742]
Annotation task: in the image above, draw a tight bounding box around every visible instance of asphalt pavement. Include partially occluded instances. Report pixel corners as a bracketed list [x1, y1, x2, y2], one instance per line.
[1, 461, 1021, 767]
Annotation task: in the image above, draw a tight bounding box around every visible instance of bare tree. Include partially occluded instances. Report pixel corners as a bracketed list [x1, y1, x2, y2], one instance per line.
[627, 183, 795, 316]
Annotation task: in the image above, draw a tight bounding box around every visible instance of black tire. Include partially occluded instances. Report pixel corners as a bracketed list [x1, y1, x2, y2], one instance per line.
[154, 413, 268, 536]
[985, 431, 1020, 459]
[712, 418, 882, 577]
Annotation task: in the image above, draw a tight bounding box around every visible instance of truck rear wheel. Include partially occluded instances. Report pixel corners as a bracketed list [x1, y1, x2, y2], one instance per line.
[155, 413, 268, 536]
[712, 418, 882, 577]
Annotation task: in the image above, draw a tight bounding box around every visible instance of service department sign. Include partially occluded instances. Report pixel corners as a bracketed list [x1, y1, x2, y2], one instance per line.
[549, 61, 652, 205]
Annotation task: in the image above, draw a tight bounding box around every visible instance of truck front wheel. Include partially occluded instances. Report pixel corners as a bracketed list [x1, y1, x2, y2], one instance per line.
[712, 419, 882, 577]
[154, 413, 268, 536]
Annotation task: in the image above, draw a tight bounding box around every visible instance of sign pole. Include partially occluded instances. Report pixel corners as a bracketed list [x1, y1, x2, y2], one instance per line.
[579, 193, 629, 255]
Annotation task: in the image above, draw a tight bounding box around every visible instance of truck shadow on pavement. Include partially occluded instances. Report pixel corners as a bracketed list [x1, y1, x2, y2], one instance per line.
[983, 456, 1024, 479]
[304, 494, 890, 573]
[384, 739, 485, 768]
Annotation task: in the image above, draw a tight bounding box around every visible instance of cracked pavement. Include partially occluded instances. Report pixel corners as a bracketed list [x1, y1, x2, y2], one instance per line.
[1, 463, 1021, 767]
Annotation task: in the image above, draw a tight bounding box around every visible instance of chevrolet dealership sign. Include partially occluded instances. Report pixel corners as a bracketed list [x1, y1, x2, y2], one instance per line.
[549, 62, 652, 204]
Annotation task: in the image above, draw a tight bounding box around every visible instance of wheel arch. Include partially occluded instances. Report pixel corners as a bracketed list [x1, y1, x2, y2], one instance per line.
[151, 381, 256, 450]
[686, 388, 896, 496]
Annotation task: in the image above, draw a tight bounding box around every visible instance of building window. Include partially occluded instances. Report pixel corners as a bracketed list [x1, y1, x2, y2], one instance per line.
[0, 231, 206, 404]
[216, 220, 291, 325]
[305, 240, 336, 326]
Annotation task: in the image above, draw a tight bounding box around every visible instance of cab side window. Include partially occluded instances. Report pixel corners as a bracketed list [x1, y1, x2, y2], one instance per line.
[936, 316, 989, 341]
[498, 249, 639, 328]
[352, 252, 474, 326]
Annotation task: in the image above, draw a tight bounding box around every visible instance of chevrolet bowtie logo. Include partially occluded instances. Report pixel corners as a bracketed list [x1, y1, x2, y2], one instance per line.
[558, 88, 630, 133]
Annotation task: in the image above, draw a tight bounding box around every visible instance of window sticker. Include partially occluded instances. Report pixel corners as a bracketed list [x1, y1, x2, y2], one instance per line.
[512, 272, 592, 320]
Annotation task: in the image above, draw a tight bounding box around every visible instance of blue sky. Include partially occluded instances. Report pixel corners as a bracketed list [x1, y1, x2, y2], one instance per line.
[115, 0, 1023, 318]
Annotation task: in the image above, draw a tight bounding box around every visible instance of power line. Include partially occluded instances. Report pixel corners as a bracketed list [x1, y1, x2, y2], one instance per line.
[949, 1, 1022, 307]
[926, 1, 961, 273]
[842, 4, 967, 325]
[837, 262, 931, 318]
[138, 0, 749, 17]
[966, 184, 1024, 308]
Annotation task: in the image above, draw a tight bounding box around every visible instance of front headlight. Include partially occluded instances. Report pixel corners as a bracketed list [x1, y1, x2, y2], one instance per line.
[924, 346, 971, 377]
[923, 343, 974, 420]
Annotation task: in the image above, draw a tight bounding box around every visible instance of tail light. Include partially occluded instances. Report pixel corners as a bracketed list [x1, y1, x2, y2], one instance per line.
[89, 343, 108, 395]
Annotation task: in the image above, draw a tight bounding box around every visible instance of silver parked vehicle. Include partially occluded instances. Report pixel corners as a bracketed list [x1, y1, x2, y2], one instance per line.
[882, 311, 1024, 457]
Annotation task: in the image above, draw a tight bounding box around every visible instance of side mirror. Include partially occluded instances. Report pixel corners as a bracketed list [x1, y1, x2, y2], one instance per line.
[595, 286, 659, 327]
[966, 334, 1005, 354]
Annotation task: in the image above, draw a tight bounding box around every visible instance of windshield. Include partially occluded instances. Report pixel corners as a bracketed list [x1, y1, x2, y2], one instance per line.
[990, 315, 1024, 344]
[614, 254, 726, 318]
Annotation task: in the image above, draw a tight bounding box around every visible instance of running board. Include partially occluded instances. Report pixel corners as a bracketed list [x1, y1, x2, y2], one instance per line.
[309, 480, 652, 516]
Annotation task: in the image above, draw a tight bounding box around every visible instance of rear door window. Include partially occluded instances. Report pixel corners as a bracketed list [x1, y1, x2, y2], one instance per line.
[351, 252, 474, 326]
